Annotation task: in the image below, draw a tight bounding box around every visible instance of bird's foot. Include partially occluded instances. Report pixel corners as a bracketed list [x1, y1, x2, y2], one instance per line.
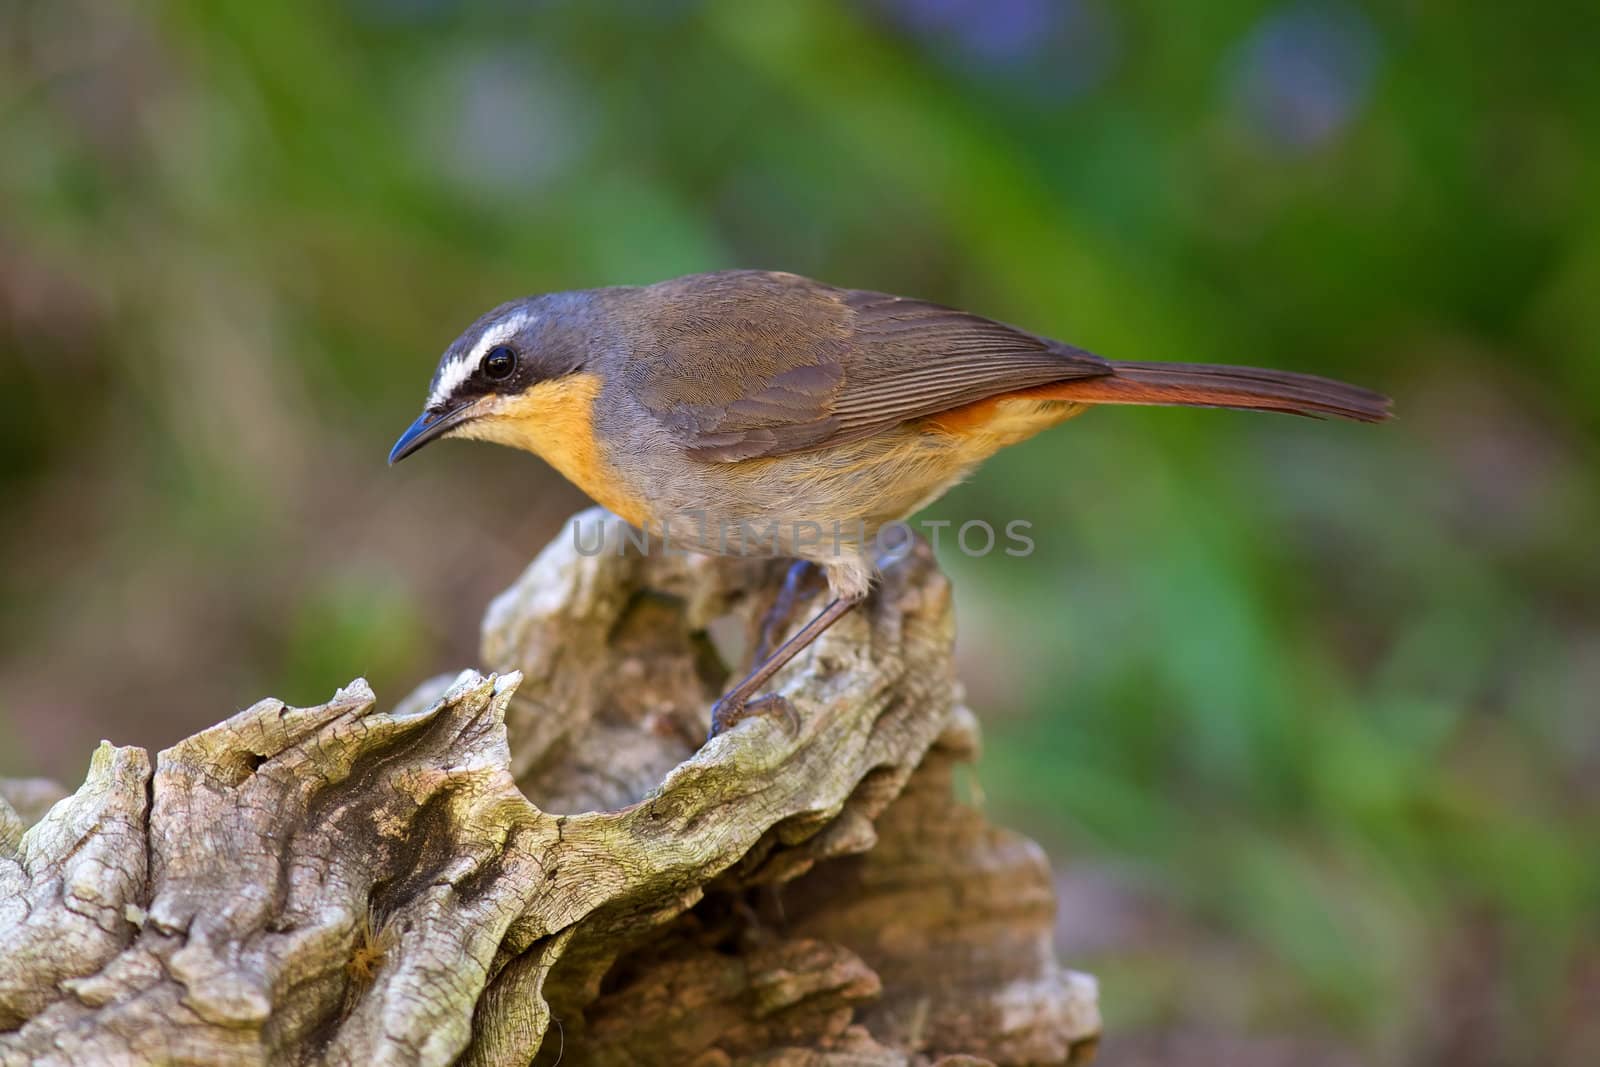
[707, 692, 799, 742]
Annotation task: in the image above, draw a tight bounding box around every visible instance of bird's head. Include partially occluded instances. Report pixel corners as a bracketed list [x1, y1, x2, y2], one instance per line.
[388, 294, 597, 465]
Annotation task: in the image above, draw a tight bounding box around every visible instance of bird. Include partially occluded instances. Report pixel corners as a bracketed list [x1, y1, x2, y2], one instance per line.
[390, 269, 1390, 739]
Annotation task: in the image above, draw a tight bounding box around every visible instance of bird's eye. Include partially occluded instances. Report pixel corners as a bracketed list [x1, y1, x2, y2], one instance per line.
[482, 345, 517, 380]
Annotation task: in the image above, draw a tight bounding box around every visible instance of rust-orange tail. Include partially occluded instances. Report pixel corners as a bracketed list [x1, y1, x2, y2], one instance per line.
[1034, 361, 1392, 423]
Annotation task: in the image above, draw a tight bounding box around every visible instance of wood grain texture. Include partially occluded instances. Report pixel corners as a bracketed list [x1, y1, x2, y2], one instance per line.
[0, 509, 1099, 1066]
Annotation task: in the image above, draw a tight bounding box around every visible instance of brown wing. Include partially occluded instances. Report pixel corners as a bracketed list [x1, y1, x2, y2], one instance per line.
[625, 270, 1110, 461]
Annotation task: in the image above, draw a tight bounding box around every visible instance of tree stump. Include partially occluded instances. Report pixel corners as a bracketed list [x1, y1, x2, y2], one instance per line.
[0, 510, 1100, 1066]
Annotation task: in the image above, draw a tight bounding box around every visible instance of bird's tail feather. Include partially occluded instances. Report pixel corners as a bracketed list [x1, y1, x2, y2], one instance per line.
[1034, 361, 1392, 423]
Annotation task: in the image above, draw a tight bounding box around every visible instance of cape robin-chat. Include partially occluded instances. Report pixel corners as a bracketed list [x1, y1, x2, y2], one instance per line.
[390, 270, 1390, 739]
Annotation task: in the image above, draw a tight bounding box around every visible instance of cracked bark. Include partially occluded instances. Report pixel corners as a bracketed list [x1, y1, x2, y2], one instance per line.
[0, 509, 1100, 1066]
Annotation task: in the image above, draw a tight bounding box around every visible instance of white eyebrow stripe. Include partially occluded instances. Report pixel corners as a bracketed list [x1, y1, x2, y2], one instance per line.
[427, 309, 538, 409]
[427, 356, 475, 410]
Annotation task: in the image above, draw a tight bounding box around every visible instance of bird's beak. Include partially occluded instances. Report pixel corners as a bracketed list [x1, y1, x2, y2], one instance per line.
[388, 403, 475, 465]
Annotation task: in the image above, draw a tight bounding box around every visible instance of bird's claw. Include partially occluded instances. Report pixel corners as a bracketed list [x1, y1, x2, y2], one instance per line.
[707, 692, 800, 742]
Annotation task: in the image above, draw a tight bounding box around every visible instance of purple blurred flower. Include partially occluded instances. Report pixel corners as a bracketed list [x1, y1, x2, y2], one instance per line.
[413, 47, 591, 200]
[876, 0, 1119, 99]
[1230, 0, 1381, 152]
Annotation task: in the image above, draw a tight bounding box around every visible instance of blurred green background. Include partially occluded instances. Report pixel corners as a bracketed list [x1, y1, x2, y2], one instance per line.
[3, 1, 1597, 1063]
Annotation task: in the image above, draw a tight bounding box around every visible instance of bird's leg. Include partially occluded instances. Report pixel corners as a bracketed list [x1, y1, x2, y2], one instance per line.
[752, 560, 818, 664]
[708, 592, 865, 741]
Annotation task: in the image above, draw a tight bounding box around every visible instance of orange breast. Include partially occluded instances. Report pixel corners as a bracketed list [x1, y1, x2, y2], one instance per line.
[457, 373, 653, 528]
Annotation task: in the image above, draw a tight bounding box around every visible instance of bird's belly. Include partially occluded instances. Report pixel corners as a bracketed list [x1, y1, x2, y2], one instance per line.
[642, 432, 970, 555]
[607, 396, 1085, 556]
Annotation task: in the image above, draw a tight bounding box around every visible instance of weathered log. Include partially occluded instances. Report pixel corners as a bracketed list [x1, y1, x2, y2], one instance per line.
[0, 509, 1100, 1066]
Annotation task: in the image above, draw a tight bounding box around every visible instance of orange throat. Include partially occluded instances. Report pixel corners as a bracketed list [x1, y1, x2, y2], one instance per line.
[453, 372, 651, 528]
